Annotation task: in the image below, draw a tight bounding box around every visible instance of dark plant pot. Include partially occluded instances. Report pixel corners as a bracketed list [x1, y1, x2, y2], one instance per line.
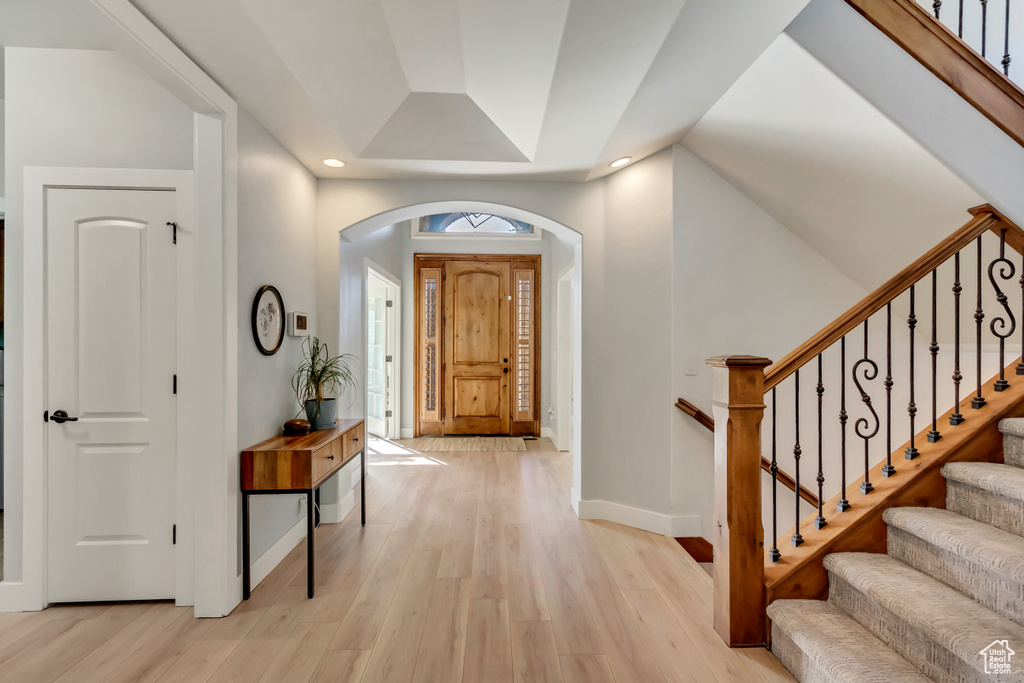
[303, 398, 337, 431]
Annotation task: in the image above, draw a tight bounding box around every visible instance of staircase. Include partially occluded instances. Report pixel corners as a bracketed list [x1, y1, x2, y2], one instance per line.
[769, 417, 1024, 682]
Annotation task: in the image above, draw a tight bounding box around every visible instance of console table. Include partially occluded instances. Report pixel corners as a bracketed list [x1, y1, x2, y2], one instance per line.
[240, 418, 366, 599]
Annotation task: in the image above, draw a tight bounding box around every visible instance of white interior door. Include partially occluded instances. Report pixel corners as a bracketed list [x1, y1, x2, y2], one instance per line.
[367, 272, 397, 439]
[46, 188, 177, 602]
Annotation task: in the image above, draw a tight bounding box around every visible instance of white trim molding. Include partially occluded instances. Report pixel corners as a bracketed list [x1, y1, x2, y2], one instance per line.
[576, 498, 701, 538]
[248, 517, 306, 590]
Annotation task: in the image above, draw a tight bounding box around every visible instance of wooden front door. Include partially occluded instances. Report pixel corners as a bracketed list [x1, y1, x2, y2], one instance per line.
[443, 260, 511, 434]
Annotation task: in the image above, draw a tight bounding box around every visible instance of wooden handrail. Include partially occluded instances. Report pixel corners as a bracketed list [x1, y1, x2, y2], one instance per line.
[844, 0, 1024, 149]
[675, 397, 714, 431]
[676, 397, 819, 507]
[765, 205, 1021, 391]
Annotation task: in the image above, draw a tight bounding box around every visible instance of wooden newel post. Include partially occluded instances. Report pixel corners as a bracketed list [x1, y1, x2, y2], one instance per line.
[706, 355, 772, 647]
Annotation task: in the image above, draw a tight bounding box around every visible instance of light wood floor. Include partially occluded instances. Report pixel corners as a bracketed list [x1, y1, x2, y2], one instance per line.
[0, 437, 794, 682]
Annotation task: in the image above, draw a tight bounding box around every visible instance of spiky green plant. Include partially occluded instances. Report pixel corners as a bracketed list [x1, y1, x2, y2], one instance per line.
[292, 336, 357, 415]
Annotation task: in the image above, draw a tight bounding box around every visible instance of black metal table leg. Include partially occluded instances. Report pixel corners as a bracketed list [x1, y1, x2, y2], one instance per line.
[242, 491, 251, 600]
[361, 448, 366, 526]
[306, 489, 315, 598]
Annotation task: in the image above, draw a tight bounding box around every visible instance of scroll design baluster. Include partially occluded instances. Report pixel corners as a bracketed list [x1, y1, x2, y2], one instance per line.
[854, 320, 880, 494]
[814, 354, 826, 529]
[882, 302, 896, 477]
[906, 285, 920, 460]
[989, 227, 1016, 391]
[934, 0, 942, 18]
[928, 268, 942, 441]
[838, 337, 851, 512]
[792, 370, 804, 547]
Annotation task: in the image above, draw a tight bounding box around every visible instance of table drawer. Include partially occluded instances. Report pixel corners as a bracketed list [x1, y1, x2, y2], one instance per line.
[313, 438, 344, 482]
[343, 423, 364, 459]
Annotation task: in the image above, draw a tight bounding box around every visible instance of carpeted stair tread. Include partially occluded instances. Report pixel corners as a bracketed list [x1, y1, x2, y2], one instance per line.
[942, 462, 1024, 501]
[883, 506, 1024, 583]
[999, 418, 1024, 438]
[824, 552, 1024, 676]
[768, 600, 933, 683]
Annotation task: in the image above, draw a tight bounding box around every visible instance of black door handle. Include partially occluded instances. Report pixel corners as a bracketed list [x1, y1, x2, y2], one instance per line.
[49, 410, 79, 424]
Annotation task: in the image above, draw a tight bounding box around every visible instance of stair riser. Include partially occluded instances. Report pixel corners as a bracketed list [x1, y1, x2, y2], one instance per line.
[828, 573, 998, 683]
[887, 527, 1024, 627]
[770, 628, 818, 683]
[947, 480, 1024, 537]
[770, 626, 851, 683]
[1004, 432, 1024, 468]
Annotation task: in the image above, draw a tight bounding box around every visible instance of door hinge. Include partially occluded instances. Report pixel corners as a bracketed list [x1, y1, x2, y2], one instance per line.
[173, 374, 177, 394]
[173, 524, 177, 545]
[385, 355, 393, 363]
[386, 299, 394, 308]
[167, 222, 178, 245]
[386, 410, 393, 418]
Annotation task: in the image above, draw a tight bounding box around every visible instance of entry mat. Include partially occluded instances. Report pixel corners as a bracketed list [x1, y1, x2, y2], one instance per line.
[419, 437, 526, 452]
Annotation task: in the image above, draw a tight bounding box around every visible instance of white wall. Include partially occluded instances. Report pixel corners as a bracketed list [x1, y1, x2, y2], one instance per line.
[670, 145, 868, 539]
[787, 0, 1024, 231]
[236, 109, 318, 566]
[1, 98, 6, 210]
[3, 48, 194, 583]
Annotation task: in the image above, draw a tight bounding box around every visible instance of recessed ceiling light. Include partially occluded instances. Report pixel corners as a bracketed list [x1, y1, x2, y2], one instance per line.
[323, 158, 346, 168]
[609, 156, 632, 168]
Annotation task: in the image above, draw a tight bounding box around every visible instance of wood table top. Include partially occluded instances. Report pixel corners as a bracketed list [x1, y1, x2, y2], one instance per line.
[241, 418, 364, 454]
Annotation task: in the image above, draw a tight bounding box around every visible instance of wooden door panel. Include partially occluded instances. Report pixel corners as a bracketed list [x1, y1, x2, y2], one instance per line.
[454, 377, 503, 417]
[453, 272, 502, 364]
[444, 261, 510, 434]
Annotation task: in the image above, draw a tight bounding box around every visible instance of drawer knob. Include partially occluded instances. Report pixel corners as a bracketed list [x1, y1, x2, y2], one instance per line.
[354, 437, 359, 442]
[328, 455, 335, 460]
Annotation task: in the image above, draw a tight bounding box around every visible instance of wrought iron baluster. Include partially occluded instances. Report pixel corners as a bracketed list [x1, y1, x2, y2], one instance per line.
[1003, 0, 1012, 75]
[1019, 244, 1024, 375]
[929, 268, 941, 442]
[792, 371, 803, 547]
[934, 0, 942, 18]
[883, 302, 896, 477]
[855, 320, 879, 494]
[981, 0, 989, 58]
[838, 336, 851, 512]
[907, 285, 920, 460]
[974, 236, 987, 408]
[959, 0, 965, 37]
[952, 252, 965, 424]
[990, 228, 1016, 391]
[770, 388, 780, 562]
[814, 354, 826, 529]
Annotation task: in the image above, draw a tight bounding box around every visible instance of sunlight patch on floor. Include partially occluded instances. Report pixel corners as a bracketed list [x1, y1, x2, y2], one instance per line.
[367, 436, 446, 466]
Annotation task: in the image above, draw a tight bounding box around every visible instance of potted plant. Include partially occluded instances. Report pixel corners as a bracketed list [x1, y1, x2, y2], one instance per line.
[292, 336, 357, 431]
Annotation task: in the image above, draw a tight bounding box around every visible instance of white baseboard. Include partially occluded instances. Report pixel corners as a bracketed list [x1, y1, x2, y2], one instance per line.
[540, 427, 554, 439]
[570, 487, 581, 516]
[401, 428, 415, 439]
[249, 517, 306, 591]
[576, 498, 701, 537]
[320, 488, 355, 525]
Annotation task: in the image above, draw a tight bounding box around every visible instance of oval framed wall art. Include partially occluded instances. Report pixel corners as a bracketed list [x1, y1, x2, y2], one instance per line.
[251, 285, 285, 355]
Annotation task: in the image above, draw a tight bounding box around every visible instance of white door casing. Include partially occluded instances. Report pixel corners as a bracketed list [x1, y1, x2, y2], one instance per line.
[46, 188, 178, 602]
[364, 263, 400, 441]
